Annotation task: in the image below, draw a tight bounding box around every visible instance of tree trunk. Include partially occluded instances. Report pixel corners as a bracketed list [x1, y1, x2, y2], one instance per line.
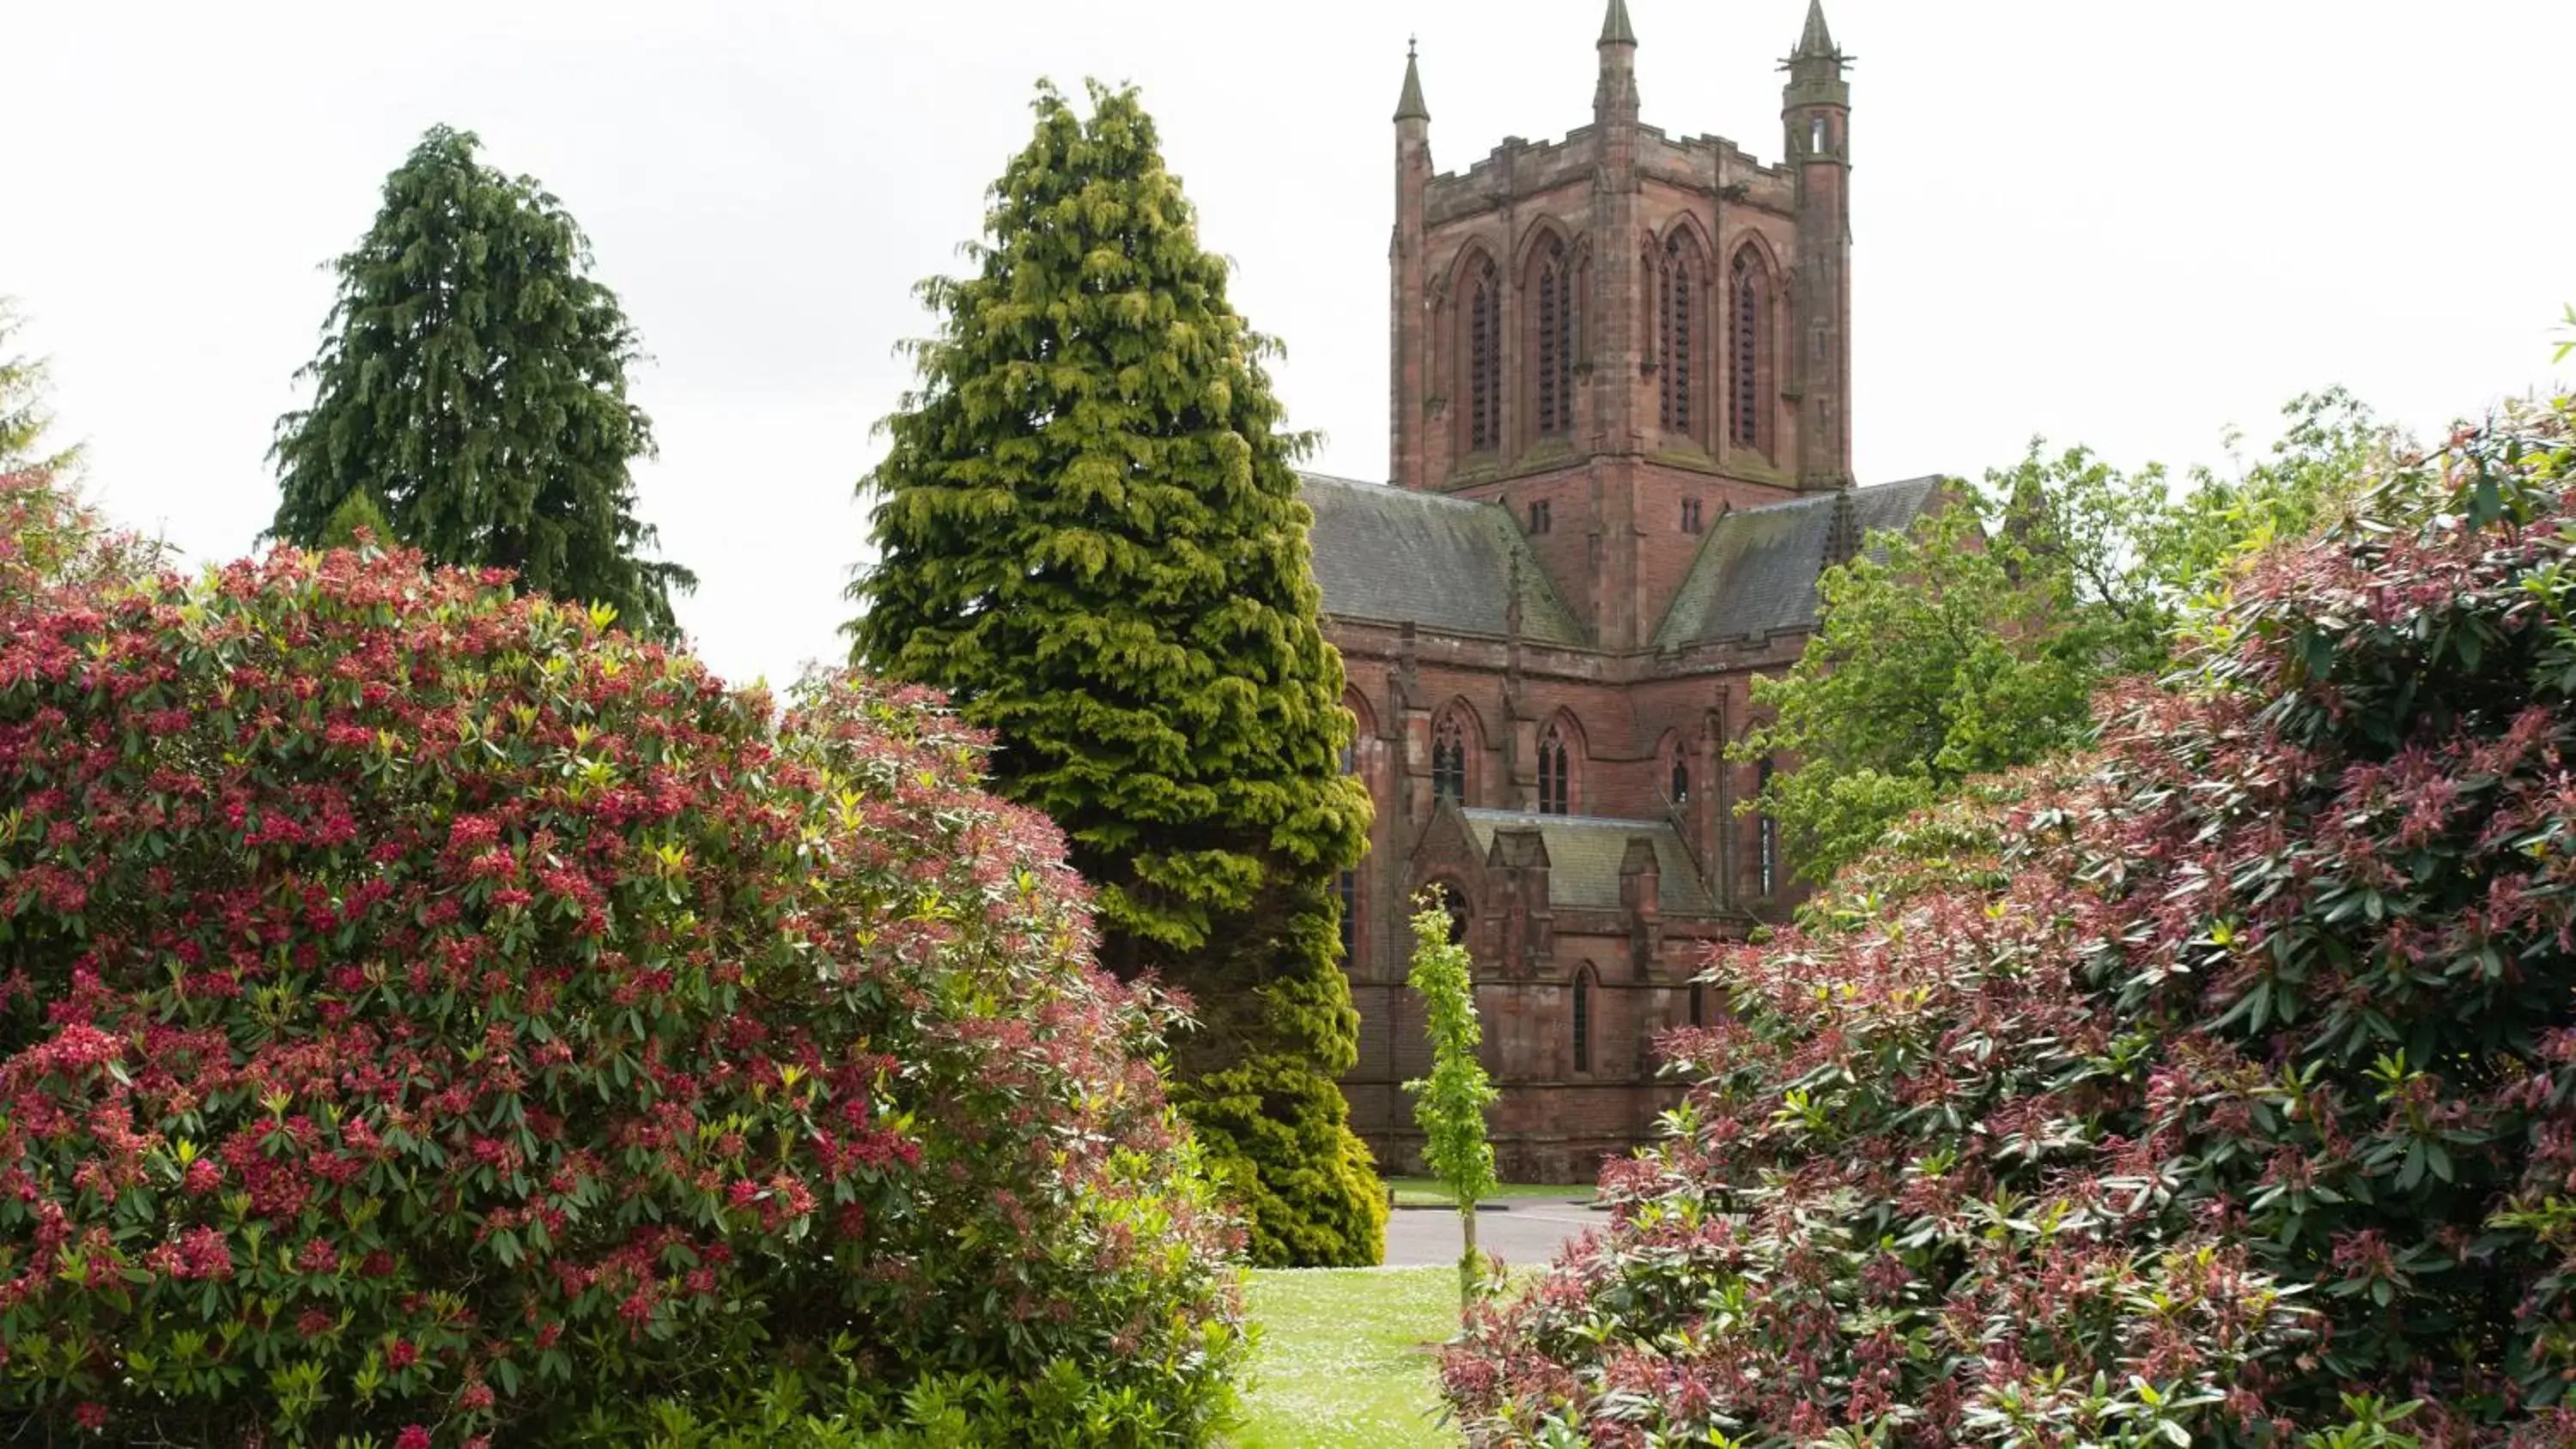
[1457, 1202, 1479, 1310]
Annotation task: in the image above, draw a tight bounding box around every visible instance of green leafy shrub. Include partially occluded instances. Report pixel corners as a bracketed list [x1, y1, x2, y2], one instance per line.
[1443, 397, 2576, 1445]
[599, 1362, 1224, 1448]
[0, 518, 1245, 1445]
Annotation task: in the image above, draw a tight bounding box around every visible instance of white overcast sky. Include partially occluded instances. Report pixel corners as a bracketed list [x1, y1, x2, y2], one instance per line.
[9, 1, 2570, 691]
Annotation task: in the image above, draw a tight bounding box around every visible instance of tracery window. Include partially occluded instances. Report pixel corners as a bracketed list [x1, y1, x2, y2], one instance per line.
[1537, 723, 1572, 816]
[1572, 967, 1595, 1074]
[1467, 255, 1502, 452]
[1431, 713, 1468, 804]
[1680, 497, 1704, 533]
[1535, 237, 1574, 437]
[1732, 248, 1765, 452]
[1528, 498, 1552, 534]
[1658, 235, 1696, 435]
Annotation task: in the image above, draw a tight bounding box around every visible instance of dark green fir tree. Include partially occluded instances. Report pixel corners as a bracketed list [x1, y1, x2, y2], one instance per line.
[848, 81, 1385, 1267]
[270, 125, 694, 639]
[0, 297, 82, 477]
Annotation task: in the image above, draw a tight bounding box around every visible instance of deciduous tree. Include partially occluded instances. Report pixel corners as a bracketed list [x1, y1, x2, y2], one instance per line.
[1741, 390, 2409, 882]
[1402, 900, 1498, 1308]
[1736, 500, 2110, 882]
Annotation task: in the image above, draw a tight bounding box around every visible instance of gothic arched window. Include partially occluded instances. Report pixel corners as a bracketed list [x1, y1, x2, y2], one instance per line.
[1659, 235, 1696, 436]
[1535, 237, 1574, 438]
[1336, 869, 1358, 961]
[1537, 723, 1572, 816]
[1467, 256, 1503, 453]
[1432, 713, 1468, 805]
[1732, 248, 1765, 453]
[1572, 967, 1595, 1074]
[1670, 750, 1690, 807]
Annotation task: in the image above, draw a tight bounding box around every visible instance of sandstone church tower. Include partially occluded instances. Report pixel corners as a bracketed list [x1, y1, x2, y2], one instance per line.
[1388, 0, 1856, 648]
[1303, 0, 1939, 1180]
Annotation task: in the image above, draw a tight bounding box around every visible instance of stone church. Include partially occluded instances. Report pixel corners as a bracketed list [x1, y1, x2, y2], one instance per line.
[1304, 0, 1941, 1180]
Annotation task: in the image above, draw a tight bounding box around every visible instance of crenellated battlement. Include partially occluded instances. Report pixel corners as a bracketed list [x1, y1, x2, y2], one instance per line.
[1421, 124, 1798, 228]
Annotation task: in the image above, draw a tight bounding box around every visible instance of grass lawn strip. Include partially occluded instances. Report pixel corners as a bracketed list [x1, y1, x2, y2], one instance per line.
[1382, 1178, 1595, 1210]
[1230, 1266, 1461, 1449]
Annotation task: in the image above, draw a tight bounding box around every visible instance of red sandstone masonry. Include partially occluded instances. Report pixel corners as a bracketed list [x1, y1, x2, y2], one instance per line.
[1347, 2, 1855, 1180]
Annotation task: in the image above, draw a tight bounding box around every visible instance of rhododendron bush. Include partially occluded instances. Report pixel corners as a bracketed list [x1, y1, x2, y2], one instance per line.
[1442, 398, 2576, 1446]
[0, 500, 1243, 1445]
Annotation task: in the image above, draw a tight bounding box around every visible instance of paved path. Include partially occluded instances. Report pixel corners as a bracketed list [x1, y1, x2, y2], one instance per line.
[1382, 1197, 1605, 1269]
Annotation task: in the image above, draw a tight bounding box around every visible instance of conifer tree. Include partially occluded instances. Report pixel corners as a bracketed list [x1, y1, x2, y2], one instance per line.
[848, 81, 1384, 1267]
[0, 298, 81, 477]
[270, 125, 694, 639]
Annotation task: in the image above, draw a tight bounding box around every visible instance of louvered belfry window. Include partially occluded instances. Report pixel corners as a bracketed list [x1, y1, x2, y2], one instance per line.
[1733, 249, 1763, 452]
[1536, 239, 1573, 437]
[1468, 257, 1502, 452]
[1659, 236, 1694, 434]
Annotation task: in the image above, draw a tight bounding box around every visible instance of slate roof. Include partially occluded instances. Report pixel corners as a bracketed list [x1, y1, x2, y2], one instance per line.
[1460, 809, 1716, 916]
[1650, 476, 1943, 649]
[1300, 473, 1586, 646]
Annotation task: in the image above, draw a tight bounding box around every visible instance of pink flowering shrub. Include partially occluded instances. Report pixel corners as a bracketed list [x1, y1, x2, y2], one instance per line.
[1442, 399, 2576, 1446]
[0, 506, 1244, 1445]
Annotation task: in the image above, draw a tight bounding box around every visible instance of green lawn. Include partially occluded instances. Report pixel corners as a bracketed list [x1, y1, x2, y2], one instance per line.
[1382, 1177, 1595, 1209]
[1231, 1267, 1462, 1449]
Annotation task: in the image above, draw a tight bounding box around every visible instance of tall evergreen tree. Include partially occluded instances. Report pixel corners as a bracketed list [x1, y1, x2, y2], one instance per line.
[270, 125, 693, 639]
[0, 298, 82, 477]
[848, 81, 1383, 1267]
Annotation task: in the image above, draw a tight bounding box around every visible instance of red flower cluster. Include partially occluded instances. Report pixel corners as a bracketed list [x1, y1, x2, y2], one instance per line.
[1444, 401, 2576, 1444]
[0, 503, 1244, 1445]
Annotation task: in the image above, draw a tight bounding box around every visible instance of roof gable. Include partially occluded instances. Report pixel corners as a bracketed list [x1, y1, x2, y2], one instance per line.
[1300, 474, 1586, 646]
[1650, 476, 1944, 649]
[1459, 809, 1714, 915]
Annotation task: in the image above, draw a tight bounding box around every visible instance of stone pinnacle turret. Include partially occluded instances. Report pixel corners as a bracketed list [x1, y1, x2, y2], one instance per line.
[1394, 35, 1429, 123]
[1600, 0, 1637, 47]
